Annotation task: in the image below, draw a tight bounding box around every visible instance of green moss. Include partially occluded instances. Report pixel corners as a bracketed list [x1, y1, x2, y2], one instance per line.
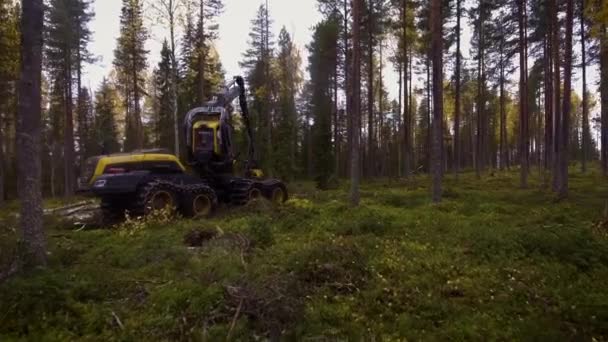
[2, 167, 608, 339]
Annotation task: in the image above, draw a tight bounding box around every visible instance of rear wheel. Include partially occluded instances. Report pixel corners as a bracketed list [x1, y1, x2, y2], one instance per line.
[258, 180, 288, 204]
[270, 185, 288, 204]
[180, 184, 217, 218]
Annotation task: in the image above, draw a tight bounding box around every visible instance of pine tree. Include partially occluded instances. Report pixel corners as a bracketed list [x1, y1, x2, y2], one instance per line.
[114, 0, 148, 151]
[183, 0, 224, 105]
[45, 0, 87, 196]
[180, 4, 224, 106]
[94, 78, 120, 154]
[309, 20, 339, 188]
[154, 40, 176, 151]
[240, 3, 275, 171]
[149, 0, 181, 155]
[275, 27, 302, 180]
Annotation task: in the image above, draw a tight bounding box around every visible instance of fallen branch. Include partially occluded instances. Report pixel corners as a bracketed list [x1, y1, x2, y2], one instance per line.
[44, 200, 97, 215]
[111, 311, 124, 330]
[226, 298, 243, 341]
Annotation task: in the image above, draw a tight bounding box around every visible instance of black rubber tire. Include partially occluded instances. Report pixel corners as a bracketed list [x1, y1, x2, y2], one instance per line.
[132, 180, 179, 217]
[257, 180, 288, 204]
[180, 184, 217, 218]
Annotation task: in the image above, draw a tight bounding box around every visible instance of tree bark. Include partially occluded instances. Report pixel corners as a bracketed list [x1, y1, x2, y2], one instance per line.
[602, 25, 608, 177]
[402, 0, 410, 179]
[64, 52, 75, 196]
[475, 0, 484, 179]
[454, 0, 461, 177]
[431, 0, 443, 203]
[518, 0, 529, 188]
[367, 0, 374, 178]
[169, 0, 180, 156]
[350, 0, 361, 206]
[544, 35, 553, 173]
[558, 0, 573, 198]
[580, 0, 588, 173]
[344, 0, 351, 178]
[552, 0, 561, 189]
[199, 0, 206, 105]
[17, 0, 47, 267]
[426, 57, 431, 172]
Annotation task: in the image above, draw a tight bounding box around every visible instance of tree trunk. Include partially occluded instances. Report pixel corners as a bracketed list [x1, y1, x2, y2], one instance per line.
[402, 0, 410, 179]
[0, 122, 4, 204]
[426, 57, 431, 172]
[344, 0, 351, 178]
[350, 0, 361, 206]
[552, 0, 561, 189]
[558, 0, 573, 198]
[64, 53, 75, 197]
[17, 0, 47, 267]
[132, 55, 143, 149]
[476, 0, 484, 179]
[580, 0, 588, 173]
[199, 0, 206, 105]
[602, 25, 608, 177]
[334, 71, 339, 176]
[454, 0, 461, 177]
[518, 0, 529, 188]
[76, 22, 85, 162]
[169, 0, 180, 156]
[544, 35, 553, 173]
[367, 0, 374, 178]
[500, 39, 507, 170]
[398, 58, 402, 178]
[430, 0, 443, 203]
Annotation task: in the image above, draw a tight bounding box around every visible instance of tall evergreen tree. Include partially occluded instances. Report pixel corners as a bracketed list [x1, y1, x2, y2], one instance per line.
[94, 78, 120, 154]
[275, 27, 302, 180]
[153, 40, 176, 151]
[192, 0, 224, 105]
[308, 20, 340, 188]
[114, 0, 148, 151]
[149, 0, 181, 155]
[240, 3, 275, 171]
[45, 0, 93, 196]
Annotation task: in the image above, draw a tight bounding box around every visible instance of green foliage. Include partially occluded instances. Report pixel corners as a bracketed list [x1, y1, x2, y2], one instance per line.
[2, 169, 608, 339]
[152, 40, 176, 150]
[94, 78, 121, 154]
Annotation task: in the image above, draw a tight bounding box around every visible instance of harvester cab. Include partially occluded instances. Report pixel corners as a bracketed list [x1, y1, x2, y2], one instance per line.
[184, 76, 263, 179]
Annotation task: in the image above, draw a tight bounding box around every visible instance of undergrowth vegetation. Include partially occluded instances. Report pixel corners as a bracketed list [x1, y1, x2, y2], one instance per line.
[1, 169, 608, 340]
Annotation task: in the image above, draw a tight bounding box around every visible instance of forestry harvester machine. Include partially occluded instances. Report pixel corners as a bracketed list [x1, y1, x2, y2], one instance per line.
[79, 76, 287, 222]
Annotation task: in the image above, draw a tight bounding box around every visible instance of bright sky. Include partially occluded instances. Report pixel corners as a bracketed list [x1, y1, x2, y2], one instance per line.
[84, 0, 324, 94]
[84, 0, 598, 118]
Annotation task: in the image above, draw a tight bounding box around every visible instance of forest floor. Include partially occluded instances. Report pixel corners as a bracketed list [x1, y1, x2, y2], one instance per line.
[1, 167, 608, 340]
